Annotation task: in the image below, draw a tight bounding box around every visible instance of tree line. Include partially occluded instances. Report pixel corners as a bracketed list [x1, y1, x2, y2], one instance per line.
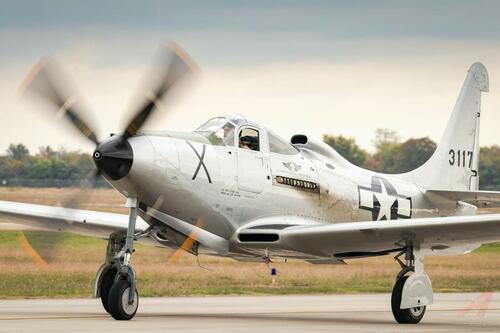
[0, 144, 108, 188]
[323, 129, 500, 190]
[1, 130, 500, 190]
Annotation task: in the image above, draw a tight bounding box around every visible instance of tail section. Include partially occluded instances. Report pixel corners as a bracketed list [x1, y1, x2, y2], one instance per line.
[401, 63, 488, 190]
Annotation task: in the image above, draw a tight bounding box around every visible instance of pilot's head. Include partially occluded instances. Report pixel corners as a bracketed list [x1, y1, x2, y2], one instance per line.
[223, 123, 235, 138]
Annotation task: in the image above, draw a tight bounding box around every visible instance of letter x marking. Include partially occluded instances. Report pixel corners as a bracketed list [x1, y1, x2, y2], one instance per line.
[186, 141, 212, 183]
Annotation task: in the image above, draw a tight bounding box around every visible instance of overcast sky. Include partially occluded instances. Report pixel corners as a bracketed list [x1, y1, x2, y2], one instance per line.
[2, 0, 500, 153]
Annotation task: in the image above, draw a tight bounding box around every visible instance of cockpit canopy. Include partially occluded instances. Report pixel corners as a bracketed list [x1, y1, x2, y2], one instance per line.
[195, 116, 240, 147]
[194, 115, 298, 155]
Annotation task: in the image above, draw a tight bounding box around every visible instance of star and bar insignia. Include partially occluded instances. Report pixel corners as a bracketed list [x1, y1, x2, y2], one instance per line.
[358, 176, 412, 221]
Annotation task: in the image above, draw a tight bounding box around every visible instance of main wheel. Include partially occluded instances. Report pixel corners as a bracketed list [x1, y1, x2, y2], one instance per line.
[391, 275, 426, 324]
[99, 267, 117, 313]
[108, 279, 139, 320]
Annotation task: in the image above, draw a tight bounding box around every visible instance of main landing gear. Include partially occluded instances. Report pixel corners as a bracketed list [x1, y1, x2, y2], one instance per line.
[391, 245, 433, 324]
[93, 198, 151, 320]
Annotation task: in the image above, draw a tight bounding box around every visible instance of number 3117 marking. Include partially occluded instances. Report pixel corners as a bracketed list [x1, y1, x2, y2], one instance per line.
[449, 149, 473, 168]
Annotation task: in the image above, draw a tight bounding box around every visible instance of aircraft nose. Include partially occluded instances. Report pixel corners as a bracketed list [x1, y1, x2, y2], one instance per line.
[93, 135, 133, 180]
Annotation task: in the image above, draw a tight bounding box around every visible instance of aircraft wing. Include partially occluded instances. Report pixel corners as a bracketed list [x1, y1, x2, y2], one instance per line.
[235, 214, 500, 259]
[0, 200, 224, 252]
[0, 200, 149, 239]
[426, 189, 500, 208]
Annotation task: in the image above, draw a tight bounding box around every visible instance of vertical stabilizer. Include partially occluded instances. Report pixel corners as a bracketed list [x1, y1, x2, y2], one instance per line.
[401, 63, 488, 190]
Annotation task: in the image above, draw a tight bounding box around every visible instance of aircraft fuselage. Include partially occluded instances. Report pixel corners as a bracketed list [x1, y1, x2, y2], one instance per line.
[108, 128, 465, 243]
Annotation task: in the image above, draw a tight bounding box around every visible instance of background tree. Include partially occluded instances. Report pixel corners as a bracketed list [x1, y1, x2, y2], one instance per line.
[0, 144, 107, 188]
[369, 129, 401, 173]
[323, 134, 368, 166]
[38, 146, 58, 159]
[7, 143, 29, 161]
[393, 137, 436, 173]
[479, 146, 500, 190]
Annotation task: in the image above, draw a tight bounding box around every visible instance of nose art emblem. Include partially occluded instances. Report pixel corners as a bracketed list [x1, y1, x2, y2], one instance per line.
[186, 141, 212, 183]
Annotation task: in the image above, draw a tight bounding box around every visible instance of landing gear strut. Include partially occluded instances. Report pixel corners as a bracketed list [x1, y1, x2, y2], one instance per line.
[94, 198, 151, 320]
[391, 245, 433, 324]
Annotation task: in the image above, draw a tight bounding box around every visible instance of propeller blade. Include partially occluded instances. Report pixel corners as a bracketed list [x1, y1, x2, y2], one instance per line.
[18, 231, 51, 269]
[168, 218, 203, 263]
[123, 42, 198, 139]
[17, 170, 103, 269]
[20, 58, 100, 145]
[61, 169, 102, 210]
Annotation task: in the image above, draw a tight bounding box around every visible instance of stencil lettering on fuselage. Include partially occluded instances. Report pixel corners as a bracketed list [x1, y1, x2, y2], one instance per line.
[358, 176, 411, 221]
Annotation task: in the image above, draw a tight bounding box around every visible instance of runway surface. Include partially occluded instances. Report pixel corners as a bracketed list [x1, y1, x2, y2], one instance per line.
[0, 293, 499, 332]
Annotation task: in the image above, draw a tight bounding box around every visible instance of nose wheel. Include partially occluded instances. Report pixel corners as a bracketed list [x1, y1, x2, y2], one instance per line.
[98, 266, 117, 313]
[94, 198, 151, 320]
[108, 280, 139, 320]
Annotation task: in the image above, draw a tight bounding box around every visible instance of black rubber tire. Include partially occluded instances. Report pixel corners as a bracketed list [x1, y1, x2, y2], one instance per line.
[99, 267, 117, 314]
[108, 279, 139, 320]
[391, 275, 426, 324]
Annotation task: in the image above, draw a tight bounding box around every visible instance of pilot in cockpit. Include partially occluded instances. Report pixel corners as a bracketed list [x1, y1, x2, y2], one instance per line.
[222, 123, 235, 146]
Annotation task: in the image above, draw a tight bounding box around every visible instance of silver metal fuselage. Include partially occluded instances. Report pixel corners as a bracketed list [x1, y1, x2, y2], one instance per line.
[106, 122, 465, 257]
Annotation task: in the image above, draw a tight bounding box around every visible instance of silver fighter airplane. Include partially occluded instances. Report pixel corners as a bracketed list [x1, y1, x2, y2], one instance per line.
[1, 44, 500, 324]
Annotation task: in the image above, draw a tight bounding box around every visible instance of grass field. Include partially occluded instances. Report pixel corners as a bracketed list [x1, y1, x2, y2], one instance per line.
[0, 187, 499, 298]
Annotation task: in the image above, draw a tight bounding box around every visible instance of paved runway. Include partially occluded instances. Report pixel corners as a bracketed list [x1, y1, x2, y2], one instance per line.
[0, 293, 499, 332]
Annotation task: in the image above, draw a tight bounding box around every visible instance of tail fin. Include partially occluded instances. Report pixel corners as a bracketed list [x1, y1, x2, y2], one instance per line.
[401, 63, 489, 190]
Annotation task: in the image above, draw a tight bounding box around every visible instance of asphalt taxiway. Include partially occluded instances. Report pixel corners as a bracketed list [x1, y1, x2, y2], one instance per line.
[0, 293, 498, 332]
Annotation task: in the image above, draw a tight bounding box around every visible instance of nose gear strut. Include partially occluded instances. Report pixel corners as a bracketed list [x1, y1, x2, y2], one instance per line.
[93, 197, 153, 320]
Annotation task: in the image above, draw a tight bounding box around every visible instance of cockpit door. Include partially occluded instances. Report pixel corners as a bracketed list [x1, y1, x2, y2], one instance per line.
[237, 127, 266, 193]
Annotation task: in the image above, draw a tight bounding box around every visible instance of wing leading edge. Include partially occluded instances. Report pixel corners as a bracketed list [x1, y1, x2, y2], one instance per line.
[0, 200, 149, 239]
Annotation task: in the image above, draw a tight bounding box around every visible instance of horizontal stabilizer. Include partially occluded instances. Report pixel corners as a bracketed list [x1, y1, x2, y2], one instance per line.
[426, 189, 500, 208]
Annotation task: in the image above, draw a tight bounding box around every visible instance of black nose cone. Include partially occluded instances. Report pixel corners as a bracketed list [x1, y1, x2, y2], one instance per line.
[93, 136, 133, 180]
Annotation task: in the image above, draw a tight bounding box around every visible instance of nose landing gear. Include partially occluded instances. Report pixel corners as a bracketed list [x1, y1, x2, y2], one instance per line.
[93, 198, 151, 320]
